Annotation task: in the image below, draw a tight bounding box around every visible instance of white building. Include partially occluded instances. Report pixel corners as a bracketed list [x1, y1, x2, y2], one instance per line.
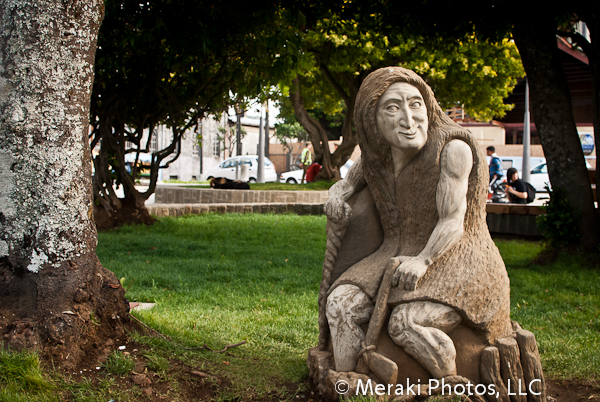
[155, 113, 277, 182]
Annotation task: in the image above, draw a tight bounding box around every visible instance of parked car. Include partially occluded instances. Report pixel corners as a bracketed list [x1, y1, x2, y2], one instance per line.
[485, 156, 546, 178]
[279, 165, 303, 183]
[529, 160, 593, 192]
[279, 160, 354, 183]
[205, 155, 277, 183]
[528, 162, 550, 192]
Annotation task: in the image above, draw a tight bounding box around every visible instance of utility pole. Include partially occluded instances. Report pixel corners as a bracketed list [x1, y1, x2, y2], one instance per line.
[264, 100, 269, 158]
[236, 104, 243, 157]
[257, 105, 265, 183]
[522, 79, 531, 183]
[198, 118, 203, 177]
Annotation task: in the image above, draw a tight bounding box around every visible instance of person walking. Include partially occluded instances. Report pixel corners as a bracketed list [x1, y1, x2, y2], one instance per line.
[300, 143, 312, 184]
[486, 146, 503, 186]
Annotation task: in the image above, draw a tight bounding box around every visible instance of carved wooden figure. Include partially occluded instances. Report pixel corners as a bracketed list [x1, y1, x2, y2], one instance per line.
[308, 67, 546, 402]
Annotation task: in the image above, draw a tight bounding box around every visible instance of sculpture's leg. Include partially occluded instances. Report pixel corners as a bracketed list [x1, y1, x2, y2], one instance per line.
[388, 301, 461, 378]
[326, 284, 374, 372]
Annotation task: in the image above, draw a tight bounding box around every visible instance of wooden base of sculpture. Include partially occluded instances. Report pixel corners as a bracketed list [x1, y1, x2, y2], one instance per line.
[307, 322, 546, 401]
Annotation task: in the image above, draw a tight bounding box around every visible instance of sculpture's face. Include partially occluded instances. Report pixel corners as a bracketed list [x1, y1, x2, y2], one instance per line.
[376, 82, 428, 152]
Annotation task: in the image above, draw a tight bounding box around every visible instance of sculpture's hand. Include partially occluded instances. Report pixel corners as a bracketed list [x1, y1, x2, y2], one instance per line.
[391, 256, 428, 291]
[324, 197, 351, 224]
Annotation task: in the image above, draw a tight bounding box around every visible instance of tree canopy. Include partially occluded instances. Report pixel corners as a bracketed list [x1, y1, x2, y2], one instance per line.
[275, 12, 525, 179]
[90, 0, 299, 227]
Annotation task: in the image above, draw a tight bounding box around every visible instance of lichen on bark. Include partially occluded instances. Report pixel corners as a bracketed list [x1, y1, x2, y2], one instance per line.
[0, 0, 129, 367]
[0, 0, 103, 272]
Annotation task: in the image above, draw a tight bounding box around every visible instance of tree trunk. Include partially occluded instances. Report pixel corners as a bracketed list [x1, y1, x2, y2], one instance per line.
[290, 76, 360, 181]
[513, 17, 599, 248]
[91, 115, 156, 230]
[582, 9, 600, 227]
[0, 0, 129, 368]
[290, 77, 337, 179]
[317, 68, 360, 181]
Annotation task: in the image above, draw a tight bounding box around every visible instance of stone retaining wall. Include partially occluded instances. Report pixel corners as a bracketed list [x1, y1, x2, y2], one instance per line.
[147, 203, 325, 217]
[151, 188, 548, 237]
[154, 187, 329, 205]
[486, 203, 545, 237]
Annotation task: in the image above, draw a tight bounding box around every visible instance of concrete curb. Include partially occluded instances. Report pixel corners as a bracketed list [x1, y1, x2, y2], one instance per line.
[148, 202, 325, 217]
[154, 187, 329, 205]
[150, 189, 548, 237]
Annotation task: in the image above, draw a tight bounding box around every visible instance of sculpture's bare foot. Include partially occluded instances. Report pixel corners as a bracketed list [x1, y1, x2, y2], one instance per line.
[357, 348, 398, 385]
[368, 352, 398, 385]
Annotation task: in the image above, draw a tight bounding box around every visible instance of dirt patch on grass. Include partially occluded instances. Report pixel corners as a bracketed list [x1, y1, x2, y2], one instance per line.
[1, 253, 130, 372]
[50, 323, 223, 401]
[546, 379, 600, 402]
[21, 316, 598, 401]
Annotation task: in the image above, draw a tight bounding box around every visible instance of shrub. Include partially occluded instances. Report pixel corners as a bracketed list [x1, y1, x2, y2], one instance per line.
[536, 186, 580, 247]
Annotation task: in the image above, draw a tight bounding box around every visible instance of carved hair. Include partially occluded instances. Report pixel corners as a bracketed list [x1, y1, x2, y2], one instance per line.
[354, 67, 456, 238]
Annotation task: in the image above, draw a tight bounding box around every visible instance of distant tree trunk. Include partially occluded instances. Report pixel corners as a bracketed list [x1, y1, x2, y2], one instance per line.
[579, 7, 600, 223]
[317, 67, 360, 181]
[513, 17, 599, 248]
[0, 0, 129, 368]
[290, 77, 335, 177]
[91, 117, 157, 231]
[289, 76, 357, 181]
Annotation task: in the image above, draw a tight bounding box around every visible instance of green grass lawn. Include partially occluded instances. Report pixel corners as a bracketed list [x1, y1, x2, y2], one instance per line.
[2, 214, 599, 401]
[496, 240, 600, 381]
[98, 216, 599, 385]
[98, 214, 328, 399]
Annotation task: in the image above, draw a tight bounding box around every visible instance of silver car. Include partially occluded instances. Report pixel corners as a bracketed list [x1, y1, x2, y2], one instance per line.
[205, 156, 278, 183]
[279, 160, 354, 183]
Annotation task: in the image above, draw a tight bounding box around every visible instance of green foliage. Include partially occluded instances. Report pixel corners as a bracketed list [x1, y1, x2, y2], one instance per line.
[272, 9, 524, 179]
[278, 13, 524, 125]
[90, 0, 299, 212]
[102, 351, 135, 376]
[418, 38, 524, 121]
[537, 186, 581, 248]
[274, 122, 310, 151]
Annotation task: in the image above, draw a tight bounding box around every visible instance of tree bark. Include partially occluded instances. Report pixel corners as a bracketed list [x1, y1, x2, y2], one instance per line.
[0, 0, 129, 368]
[579, 8, 600, 227]
[513, 17, 599, 248]
[290, 75, 358, 181]
[317, 67, 360, 181]
[289, 77, 335, 177]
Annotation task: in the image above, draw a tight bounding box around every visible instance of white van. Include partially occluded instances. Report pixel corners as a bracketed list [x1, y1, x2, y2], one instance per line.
[205, 155, 277, 183]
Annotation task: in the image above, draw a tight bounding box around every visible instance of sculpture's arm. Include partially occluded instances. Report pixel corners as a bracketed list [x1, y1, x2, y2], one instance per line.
[392, 139, 473, 290]
[323, 157, 366, 223]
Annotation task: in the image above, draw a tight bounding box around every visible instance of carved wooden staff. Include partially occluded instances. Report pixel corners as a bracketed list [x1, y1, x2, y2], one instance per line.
[355, 257, 407, 384]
